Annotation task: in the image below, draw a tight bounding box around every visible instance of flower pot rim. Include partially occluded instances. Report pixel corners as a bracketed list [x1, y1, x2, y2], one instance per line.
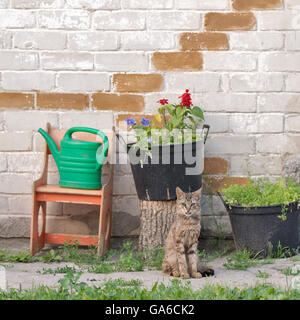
[217, 192, 300, 210]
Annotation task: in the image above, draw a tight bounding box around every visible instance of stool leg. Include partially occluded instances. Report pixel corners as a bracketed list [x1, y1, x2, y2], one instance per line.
[105, 207, 112, 250]
[97, 204, 106, 256]
[39, 201, 47, 248]
[30, 200, 46, 256]
[30, 199, 40, 256]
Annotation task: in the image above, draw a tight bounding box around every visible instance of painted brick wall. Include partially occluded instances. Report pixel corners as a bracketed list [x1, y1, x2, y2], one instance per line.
[0, 0, 299, 240]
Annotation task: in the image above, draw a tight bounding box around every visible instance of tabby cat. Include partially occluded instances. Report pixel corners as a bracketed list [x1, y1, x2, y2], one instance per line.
[162, 187, 214, 279]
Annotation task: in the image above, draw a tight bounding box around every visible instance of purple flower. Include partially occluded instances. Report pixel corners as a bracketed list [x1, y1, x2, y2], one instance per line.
[140, 117, 150, 127]
[125, 117, 136, 126]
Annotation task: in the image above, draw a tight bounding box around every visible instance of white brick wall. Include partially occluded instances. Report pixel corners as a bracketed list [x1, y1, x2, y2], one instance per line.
[4, 111, 59, 131]
[66, 0, 121, 10]
[230, 32, 284, 51]
[258, 93, 300, 113]
[206, 136, 256, 155]
[68, 32, 119, 51]
[56, 72, 110, 92]
[3, 71, 55, 91]
[286, 32, 300, 50]
[0, 31, 11, 49]
[41, 52, 93, 70]
[259, 11, 300, 30]
[204, 53, 257, 71]
[121, 31, 175, 50]
[0, 0, 9, 8]
[38, 10, 90, 29]
[95, 52, 147, 72]
[0, 51, 38, 70]
[123, 0, 173, 10]
[260, 53, 300, 71]
[231, 73, 284, 92]
[12, 0, 65, 9]
[0, 1, 299, 239]
[175, 0, 229, 10]
[286, 115, 300, 132]
[286, 73, 300, 91]
[93, 11, 145, 30]
[0, 153, 7, 172]
[14, 31, 66, 50]
[0, 132, 32, 151]
[148, 11, 200, 30]
[165, 73, 221, 92]
[0, 9, 35, 28]
[59, 111, 113, 128]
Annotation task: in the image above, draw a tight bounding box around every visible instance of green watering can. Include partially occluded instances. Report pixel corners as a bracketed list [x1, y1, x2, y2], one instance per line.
[38, 127, 109, 190]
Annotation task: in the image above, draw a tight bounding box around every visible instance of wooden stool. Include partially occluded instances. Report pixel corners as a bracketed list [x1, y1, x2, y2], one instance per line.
[30, 123, 114, 256]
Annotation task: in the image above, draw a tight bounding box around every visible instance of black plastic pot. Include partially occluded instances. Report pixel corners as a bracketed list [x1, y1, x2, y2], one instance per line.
[218, 193, 300, 257]
[125, 125, 209, 201]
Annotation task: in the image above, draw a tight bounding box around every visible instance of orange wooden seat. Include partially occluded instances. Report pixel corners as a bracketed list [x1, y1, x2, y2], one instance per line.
[30, 123, 115, 256]
[36, 184, 102, 205]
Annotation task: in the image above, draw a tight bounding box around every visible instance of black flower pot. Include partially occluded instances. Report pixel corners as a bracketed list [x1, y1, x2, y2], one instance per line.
[218, 192, 300, 257]
[126, 125, 209, 201]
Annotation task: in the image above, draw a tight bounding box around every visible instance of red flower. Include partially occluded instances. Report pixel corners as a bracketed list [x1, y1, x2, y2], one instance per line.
[157, 99, 169, 105]
[179, 89, 193, 108]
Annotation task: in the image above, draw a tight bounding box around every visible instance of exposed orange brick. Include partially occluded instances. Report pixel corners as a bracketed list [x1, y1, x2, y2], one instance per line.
[203, 176, 248, 195]
[0, 93, 34, 109]
[205, 12, 256, 31]
[113, 74, 163, 93]
[180, 32, 229, 51]
[37, 93, 89, 110]
[204, 158, 229, 175]
[232, 0, 283, 11]
[152, 52, 203, 71]
[92, 93, 144, 112]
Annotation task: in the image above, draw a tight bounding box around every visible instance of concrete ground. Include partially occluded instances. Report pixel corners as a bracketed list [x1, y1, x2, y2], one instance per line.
[1, 238, 300, 292]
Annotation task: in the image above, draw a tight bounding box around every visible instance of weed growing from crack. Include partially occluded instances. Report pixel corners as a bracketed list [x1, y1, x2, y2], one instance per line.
[223, 249, 260, 270]
[256, 270, 270, 279]
[280, 266, 300, 277]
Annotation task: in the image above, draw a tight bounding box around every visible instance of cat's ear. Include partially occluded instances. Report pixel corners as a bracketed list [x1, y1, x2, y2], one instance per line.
[192, 188, 201, 198]
[176, 187, 184, 199]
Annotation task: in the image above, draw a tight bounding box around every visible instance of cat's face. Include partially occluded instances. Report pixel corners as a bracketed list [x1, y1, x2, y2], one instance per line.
[176, 187, 201, 217]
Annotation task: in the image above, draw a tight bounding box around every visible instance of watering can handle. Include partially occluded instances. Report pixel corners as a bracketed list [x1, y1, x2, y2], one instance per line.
[64, 127, 109, 170]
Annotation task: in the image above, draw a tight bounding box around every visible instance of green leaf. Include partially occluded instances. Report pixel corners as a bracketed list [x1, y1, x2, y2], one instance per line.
[165, 105, 175, 116]
[188, 116, 197, 127]
[191, 106, 204, 120]
[176, 107, 186, 118]
[158, 107, 164, 114]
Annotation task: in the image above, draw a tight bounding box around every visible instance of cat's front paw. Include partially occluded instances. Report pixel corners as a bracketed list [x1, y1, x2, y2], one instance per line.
[191, 272, 202, 279]
[172, 271, 180, 278]
[180, 273, 190, 279]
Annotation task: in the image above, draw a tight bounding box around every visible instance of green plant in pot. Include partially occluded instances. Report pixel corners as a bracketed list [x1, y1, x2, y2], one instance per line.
[124, 89, 210, 201]
[218, 178, 300, 257]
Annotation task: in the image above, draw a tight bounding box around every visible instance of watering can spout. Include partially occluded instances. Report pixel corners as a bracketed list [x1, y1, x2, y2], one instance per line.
[38, 128, 60, 163]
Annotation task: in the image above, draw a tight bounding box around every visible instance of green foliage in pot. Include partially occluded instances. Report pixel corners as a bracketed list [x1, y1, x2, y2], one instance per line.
[125, 89, 205, 152]
[221, 178, 300, 221]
